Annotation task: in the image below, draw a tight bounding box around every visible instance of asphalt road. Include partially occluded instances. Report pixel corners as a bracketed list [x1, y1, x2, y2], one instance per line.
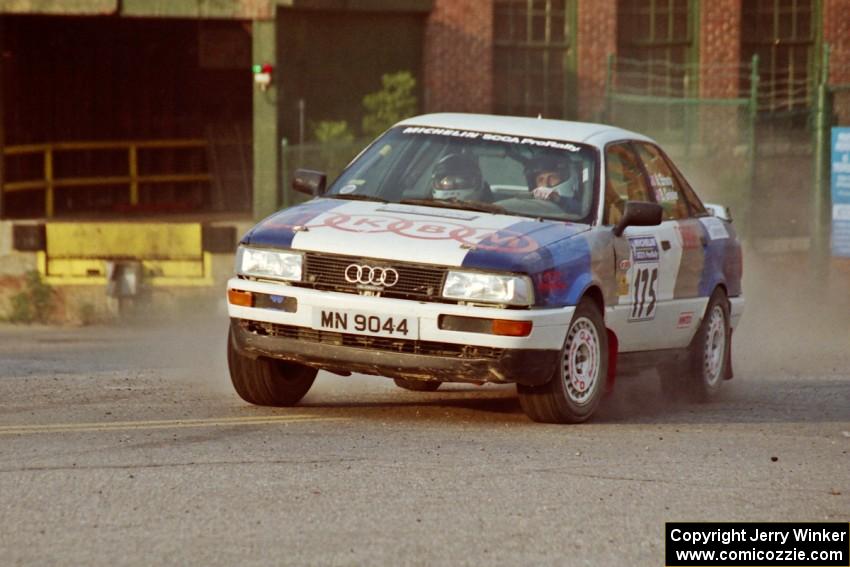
[0, 274, 848, 566]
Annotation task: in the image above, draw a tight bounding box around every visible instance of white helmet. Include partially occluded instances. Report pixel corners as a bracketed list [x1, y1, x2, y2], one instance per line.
[431, 154, 485, 201]
[526, 155, 576, 198]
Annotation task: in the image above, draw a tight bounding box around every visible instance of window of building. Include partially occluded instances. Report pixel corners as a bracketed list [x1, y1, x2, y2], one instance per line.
[616, 0, 694, 97]
[741, 0, 815, 112]
[493, 0, 575, 119]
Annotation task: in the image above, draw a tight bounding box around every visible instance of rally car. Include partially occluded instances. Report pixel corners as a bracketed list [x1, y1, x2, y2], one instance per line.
[226, 114, 744, 423]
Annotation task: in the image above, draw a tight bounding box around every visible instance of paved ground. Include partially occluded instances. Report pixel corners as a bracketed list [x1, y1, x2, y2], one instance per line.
[0, 258, 848, 566]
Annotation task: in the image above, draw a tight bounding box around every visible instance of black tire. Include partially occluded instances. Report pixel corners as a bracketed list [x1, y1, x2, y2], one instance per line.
[658, 289, 730, 403]
[227, 329, 317, 406]
[517, 299, 608, 423]
[393, 378, 442, 392]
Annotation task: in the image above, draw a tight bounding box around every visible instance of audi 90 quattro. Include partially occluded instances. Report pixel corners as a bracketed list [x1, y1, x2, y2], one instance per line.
[226, 114, 744, 423]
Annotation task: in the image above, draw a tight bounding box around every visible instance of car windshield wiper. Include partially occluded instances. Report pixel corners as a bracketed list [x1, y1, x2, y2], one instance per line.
[325, 193, 388, 203]
[399, 198, 507, 215]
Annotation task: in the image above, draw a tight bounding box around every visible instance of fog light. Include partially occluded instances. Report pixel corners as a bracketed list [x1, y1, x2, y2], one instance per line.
[228, 289, 254, 307]
[491, 319, 533, 337]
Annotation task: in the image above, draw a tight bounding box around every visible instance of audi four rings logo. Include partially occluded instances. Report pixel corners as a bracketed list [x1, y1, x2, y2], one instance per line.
[344, 264, 400, 287]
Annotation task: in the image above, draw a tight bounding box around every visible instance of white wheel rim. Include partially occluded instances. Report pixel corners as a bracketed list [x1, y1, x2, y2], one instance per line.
[703, 305, 726, 387]
[562, 317, 601, 405]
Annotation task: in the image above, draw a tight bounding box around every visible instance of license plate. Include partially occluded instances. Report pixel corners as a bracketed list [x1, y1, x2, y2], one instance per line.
[313, 308, 419, 339]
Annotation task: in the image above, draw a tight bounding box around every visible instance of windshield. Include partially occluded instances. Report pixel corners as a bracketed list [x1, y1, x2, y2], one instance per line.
[326, 126, 599, 223]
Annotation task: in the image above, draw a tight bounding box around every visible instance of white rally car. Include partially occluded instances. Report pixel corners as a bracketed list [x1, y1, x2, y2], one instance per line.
[226, 114, 744, 423]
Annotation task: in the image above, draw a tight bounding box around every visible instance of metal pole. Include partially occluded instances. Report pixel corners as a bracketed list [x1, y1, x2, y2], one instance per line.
[129, 145, 139, 207]
[745, 54, 760, 240]
[811, 44, 831, 278]
[280, 138, 289, 210]
[0, 18, 5, 220]
[603, 53, 614, 123]
[45, 148, 54, 219]
[298, 98, 305, 146]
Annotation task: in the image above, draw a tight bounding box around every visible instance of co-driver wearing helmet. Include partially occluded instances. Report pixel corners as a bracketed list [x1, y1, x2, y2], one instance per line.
[431, 153, 492, 202]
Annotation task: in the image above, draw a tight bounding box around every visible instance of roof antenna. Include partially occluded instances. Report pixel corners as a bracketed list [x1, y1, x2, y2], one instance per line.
[537, 113, 542, 119]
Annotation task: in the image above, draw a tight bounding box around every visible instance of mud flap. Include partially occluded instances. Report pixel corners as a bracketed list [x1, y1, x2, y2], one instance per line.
[724, 328, 734, 380]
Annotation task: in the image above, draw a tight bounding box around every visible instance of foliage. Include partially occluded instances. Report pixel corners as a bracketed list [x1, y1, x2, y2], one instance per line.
[313, 120, 355, 144]
[8, 271, 55, 324]
[362, 71, 418, 138]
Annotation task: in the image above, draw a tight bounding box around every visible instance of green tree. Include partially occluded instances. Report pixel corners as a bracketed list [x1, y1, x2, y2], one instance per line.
[312, 120, 355, 144]
[362, 71, 418, 138]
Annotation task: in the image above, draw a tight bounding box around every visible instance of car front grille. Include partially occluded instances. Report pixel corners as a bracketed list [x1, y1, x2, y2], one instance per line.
[299, 252, 448, 302]
[238, 319, 504, 360]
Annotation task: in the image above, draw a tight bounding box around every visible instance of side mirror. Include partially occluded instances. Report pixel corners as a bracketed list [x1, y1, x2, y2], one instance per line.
[613, 201, 663, 237]
[292, 169, 327, 197]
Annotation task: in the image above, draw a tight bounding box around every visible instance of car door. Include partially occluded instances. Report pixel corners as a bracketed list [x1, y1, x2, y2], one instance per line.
[603, 142, 680, 352]
[632, 142, 709, 349]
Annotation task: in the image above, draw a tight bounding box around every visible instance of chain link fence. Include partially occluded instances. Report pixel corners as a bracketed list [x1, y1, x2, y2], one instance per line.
[603, 55, 759, 237]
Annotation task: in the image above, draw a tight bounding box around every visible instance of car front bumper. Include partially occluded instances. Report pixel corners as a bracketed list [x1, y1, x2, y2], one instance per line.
[229, 318, 560, 386]
[226, 277, 573, 385]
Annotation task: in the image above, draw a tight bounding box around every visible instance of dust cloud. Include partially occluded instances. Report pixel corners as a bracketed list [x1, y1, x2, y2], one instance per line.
[734, 246, 850, 377]
[684, 158, 850, 379]
[121, 244, 849, 406]
[114, 294, 234, 395]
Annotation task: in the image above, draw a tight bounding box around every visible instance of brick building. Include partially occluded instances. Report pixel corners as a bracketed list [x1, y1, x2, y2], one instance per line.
[2, 0, 849, 221]
[1, 0, 848, 320]
[424, 0, 850, 122]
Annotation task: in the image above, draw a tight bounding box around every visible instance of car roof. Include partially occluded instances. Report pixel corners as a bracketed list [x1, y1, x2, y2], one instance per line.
[396, 113, 655, 148]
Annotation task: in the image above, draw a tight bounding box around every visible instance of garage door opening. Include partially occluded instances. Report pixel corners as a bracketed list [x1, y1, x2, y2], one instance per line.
[1, 15, 254, 219]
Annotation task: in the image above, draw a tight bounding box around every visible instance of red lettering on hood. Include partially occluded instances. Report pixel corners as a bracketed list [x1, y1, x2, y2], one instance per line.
[303, 212, 539, 253]
[474, 232, 538, 253]
[417, 224, 447, 234]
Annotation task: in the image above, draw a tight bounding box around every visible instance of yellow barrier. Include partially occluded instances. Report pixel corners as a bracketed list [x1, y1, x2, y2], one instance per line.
[37, 223, 213, 287]
[2, 139, 212, 217]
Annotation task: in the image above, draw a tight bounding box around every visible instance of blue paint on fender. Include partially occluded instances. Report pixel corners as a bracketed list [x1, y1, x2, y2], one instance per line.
[539, 235, 594, 307]
[698, 221, 742, 297]
[462, 220, 592, 307]
[242, 199, 344, 249]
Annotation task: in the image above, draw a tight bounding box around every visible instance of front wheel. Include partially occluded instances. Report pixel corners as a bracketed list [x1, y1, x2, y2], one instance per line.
[517, 299, 608, 423]
[227, 330, 317, 406]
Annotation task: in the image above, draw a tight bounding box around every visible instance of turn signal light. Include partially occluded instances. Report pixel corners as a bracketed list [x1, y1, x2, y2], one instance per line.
[228, 289, 254, 307]
[491, 319, 533, 337]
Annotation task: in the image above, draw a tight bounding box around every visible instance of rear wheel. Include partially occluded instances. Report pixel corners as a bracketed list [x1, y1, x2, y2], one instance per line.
[227, 330, 317, 406]
[658, 289, 730, 402]
[393, 378, 442, 392]
[517, 299, 608, 423]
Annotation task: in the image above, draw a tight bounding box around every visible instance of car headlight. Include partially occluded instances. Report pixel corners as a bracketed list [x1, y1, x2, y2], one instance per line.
[442, 271, 534, 306]
[236, 247, 303, 282]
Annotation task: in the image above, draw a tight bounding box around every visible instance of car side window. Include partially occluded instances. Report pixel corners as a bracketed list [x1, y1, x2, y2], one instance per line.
[633, 143, 690, 220]
[603, 143, 652, 225]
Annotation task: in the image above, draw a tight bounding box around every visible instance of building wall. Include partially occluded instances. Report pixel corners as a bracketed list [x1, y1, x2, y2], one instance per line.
[824, 0, 850, 124]
[423, 0, 494, 113]
[576, 0, 616, 120]
[699, 0, 741, 98]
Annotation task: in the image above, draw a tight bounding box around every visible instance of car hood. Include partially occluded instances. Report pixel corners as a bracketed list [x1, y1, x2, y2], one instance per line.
[242, 198, 590, 272]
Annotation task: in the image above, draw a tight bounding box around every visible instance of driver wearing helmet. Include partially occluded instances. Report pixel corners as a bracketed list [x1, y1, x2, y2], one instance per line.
[526, 155, 580, 211]
[431, 153, 492, 202]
